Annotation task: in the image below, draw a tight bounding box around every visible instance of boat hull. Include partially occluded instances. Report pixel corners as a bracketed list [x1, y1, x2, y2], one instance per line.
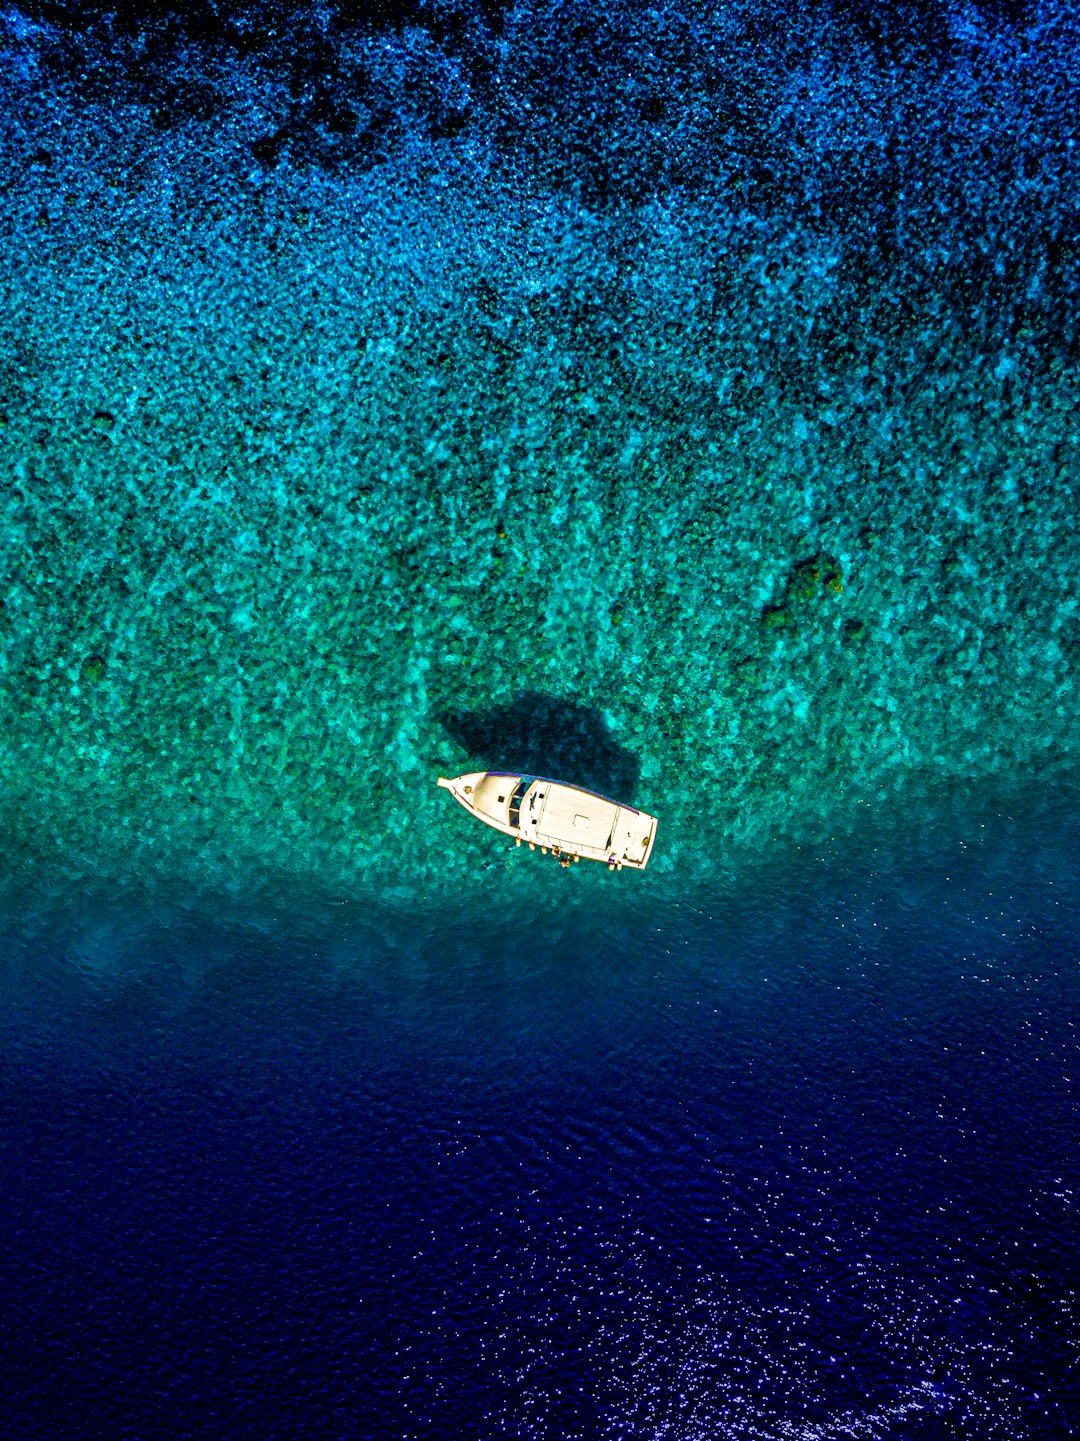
[437, 772, 657, 870]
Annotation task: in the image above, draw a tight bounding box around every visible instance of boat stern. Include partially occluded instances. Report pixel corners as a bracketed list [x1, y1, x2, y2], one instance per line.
[638, 813, 659, 869]
[607, 805, 659, 870]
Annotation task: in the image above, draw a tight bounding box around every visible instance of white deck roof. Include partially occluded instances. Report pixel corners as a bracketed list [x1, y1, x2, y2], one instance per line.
[532, 783, 619, 850]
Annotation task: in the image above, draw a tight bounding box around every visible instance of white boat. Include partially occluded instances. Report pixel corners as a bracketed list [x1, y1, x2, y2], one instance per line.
[437, 771, 658, 870]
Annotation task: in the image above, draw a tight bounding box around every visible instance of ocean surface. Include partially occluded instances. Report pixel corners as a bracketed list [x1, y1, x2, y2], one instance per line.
[2, 1, 1079, 1436]
[3, 786, 1079, 1438]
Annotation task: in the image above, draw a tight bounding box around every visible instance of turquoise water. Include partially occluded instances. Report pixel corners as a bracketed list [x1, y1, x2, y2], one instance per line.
[3, 3, 1079, 908]
[2, 2, 1080, 1435]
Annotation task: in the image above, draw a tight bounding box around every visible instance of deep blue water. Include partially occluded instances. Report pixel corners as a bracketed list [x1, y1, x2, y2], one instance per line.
[3, 787, 1078, 1439]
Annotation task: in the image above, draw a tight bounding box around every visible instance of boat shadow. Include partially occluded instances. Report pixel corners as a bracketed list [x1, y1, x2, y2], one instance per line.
[437, 690, 641, 802]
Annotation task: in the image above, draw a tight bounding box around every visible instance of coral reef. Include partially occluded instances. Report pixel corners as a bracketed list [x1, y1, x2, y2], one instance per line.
[0, 0, 1078, 905]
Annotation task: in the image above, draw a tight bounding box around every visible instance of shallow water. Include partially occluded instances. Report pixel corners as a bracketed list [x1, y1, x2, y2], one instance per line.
[3, 4, 1080, 905]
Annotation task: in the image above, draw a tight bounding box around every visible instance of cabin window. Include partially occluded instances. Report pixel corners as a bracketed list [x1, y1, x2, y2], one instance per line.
[508, 779, 529, 828]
